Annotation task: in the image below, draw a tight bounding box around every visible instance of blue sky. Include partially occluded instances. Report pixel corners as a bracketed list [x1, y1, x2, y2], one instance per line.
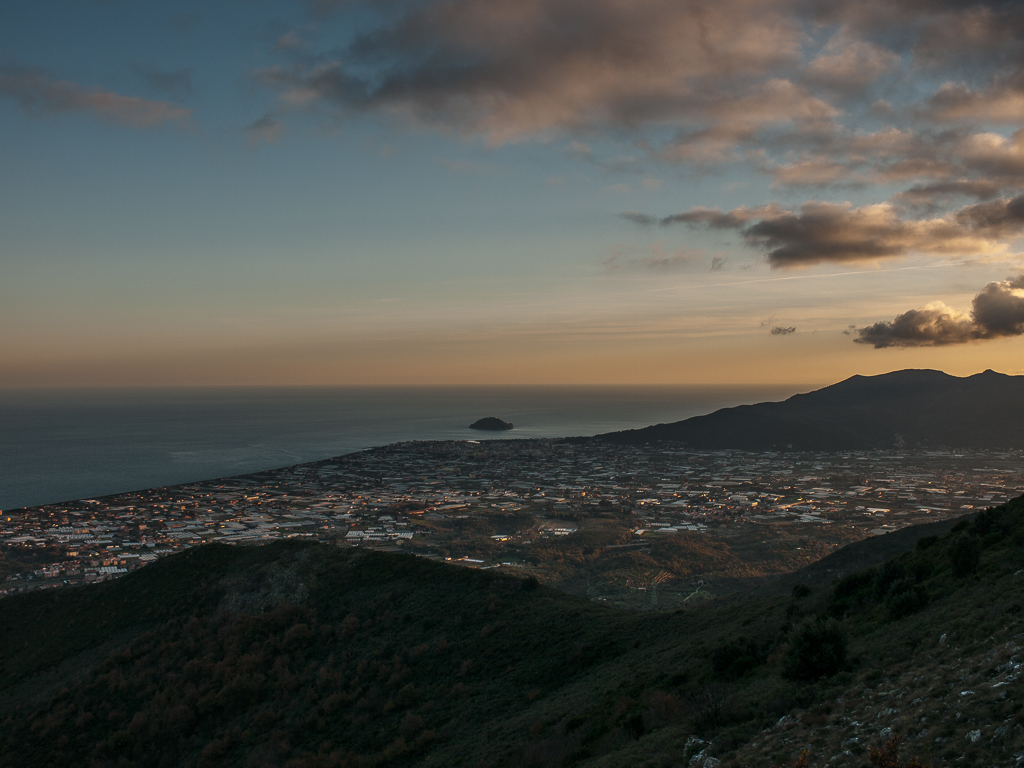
[4, 0, 1024, 385]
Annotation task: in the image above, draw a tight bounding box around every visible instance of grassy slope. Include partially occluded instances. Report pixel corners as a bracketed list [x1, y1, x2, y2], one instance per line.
[1, 497, 1023, 768]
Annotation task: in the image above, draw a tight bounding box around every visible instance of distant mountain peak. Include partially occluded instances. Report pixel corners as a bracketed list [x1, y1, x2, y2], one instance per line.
[600, 368, 1024, 451]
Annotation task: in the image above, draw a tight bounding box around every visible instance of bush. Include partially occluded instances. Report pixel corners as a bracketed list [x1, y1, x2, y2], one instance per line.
[711, 637, 767, 681]
[948, 535, 981, 577]
[685, 683, 732, 734]
[915, 535, 937, 551]
[791, 584, 812, 599]
[772, 751, 810, 768]
[972, 508, 999, 537]
[829, 569, 874, 616]
[873, 560, 907, 600]
[833, 569, 874, 601]
[973, 508, 1010, 547]
[885, 579, 927, 620]
[908, 559, 932, 582]
[782, 617, 847, 681]
[868, 735, 929, 767]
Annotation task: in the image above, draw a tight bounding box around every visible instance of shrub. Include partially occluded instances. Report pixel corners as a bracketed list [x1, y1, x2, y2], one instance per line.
[772, 751, 810, 768]
[948, 535, 981, 577]
[685, 683, 732, 734]
[829, 569, 874, 616]
[908, 559, 932, 582]
[885, 579, 927, 620]
[972, 508, 999, 537]
[782, 617, 847, 681]
[711, 637, 766, 681]
[915, 535, 937, 551]
[398, 713, 423, 739]
[791, 584, 812, 599]
[973, 508, 1009, 547]
[833, 569, 874, 600]
[640, 689, 681, 730]
[774, 738, 928, 768]
[873, 560, 907, 600]
[868, 735, 929, 767]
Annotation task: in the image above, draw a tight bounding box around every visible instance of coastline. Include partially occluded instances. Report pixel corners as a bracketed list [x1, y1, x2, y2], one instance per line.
[0, 384, 804, 511]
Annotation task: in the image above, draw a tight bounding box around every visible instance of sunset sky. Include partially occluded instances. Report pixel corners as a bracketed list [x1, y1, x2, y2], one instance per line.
[4, 0, 1024, 386]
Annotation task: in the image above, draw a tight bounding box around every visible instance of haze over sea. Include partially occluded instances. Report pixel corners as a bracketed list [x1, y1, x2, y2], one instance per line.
[1, 385, 805, 511]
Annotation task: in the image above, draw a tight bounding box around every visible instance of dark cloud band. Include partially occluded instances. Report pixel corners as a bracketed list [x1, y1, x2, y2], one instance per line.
[628, 196, 1024, 268]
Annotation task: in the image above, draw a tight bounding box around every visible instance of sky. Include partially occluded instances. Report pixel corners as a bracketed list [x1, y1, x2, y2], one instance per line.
[3, 0, 1024, 386]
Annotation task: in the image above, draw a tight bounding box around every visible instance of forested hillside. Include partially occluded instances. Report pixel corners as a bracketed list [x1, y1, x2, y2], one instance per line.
[1, 496, 1023, 768]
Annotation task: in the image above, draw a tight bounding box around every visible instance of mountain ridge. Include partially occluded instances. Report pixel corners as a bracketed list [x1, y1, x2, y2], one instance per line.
[597, 369, 1024, 450]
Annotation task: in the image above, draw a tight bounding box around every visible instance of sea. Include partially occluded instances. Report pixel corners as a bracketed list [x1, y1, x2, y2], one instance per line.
[0, 385, 806, 511]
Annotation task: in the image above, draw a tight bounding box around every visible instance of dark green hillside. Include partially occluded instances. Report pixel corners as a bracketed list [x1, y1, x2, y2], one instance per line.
[754, 516, 967, 598]
[2, 496, 1024, 768]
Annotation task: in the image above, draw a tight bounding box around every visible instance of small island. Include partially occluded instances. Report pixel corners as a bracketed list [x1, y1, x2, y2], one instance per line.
[469, 417, 514, 431]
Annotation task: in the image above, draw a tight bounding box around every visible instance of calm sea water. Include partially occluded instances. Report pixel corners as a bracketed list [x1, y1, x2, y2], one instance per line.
[0, 385, 805, 511]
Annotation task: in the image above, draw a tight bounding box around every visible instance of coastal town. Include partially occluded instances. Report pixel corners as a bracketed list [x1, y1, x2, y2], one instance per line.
[2, 439, 1023, 606]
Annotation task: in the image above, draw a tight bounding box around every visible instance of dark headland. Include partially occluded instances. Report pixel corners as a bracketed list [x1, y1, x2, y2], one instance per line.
[469, 416, 514, 430]
[599, 368, 1024, 451]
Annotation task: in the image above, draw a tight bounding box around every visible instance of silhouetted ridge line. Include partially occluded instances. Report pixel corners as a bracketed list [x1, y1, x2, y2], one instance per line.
[598, 369, 1024, 450]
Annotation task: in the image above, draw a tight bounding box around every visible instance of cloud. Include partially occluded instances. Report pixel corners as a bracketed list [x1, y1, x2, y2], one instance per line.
[893, 180, 1004, 209]
[971, 274, 1024, 336]
[804, 29, 901, 92]
[855, 275, 1024, 347]
[0, 65, 191, 128]
[909, 4, 1021, 66]
[770, 325, 797, 335]
[755, 123, 1024, 201]
[928, 81, 1024, 123]
[255, 0, 808, 143]
[622, 204, 785, 229]
[602, 241, 707, 270]
[758, 125, 968, 189]
[275, 29, 313, 52]
[620, 212, 657, 226]
[245, 113, 283, 146]
[653, 79, 841, 164]
[131, 64, 192, 99]
[249, 0, 1024, 249]
[855, 302, 976, 347]
[769, 158, 850, 187]
[647, 196, 1024, 268]
[248, 0, 1024, 212]
[956, 130, 1024, 184]
[658, 124, 759, 164]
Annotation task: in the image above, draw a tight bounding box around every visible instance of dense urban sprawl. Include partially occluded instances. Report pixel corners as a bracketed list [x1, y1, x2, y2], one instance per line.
[3, 439, 1022, 601]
